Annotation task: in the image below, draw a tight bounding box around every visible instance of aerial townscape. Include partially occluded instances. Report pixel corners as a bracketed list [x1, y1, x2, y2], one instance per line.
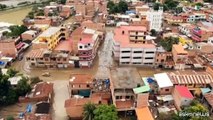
[1, 0, 213, 120]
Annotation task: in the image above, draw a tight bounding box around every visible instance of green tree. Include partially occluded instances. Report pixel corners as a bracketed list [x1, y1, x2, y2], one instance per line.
[27, 11, 35, 19]
[160, 37, 179, 51]
[36, 10, 44, 16]
[83, 102, 96, 120]
[59, 0, 67, 4]
[5, 25, 28, 38]
[118, 1, 128, 13]
[150, 29, 157, 36]
[0, 75, 17, 106]
[6, 68, 18, 77]
[107, 1, 128, 14]
[16, 77, 31, 96]
[175, 7, 183, 14]
[204, 0, 213, 2]
[153, 3, 162, 11]
[164, 0, 178, 10]
[6, 115, 14, 120]
[107, 1, 115, 9]
[181, 101, 209, 120]
[94, 105, 118, 120]
[0, 4, 7, 10]
[195, 2, 203, 7]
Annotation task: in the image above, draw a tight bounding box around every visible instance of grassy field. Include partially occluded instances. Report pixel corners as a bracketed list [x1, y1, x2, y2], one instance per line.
[0, 6, 32, 25]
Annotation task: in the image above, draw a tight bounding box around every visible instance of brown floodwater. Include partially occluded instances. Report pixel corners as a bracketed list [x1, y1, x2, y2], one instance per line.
[0, 6, 32, 25]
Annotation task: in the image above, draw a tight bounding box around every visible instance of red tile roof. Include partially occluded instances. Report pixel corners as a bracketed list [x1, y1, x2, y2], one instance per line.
[175, 85, 193, 99]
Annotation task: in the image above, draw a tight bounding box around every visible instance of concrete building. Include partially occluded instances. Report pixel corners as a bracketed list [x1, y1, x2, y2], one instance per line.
[146, 7, 163, 31]
[154, 73, 173, 95]
[113, 26, 157, 66]
[25, 49, 71, 68]
[172, 85, 194, 110]
[21, 30, 39, 41]
[19, 82, 54, 103]
[136, 5, 163, 31]
[172, 44, 188, 70]
[168, 70, 213, 95]
[70, 26, 104, 67]
[65, 74, 111, 119]
[110, 68, 145, 112]
[32, 26, 68, 50]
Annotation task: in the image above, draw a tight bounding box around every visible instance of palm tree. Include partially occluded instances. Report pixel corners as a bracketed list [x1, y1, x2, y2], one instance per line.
[83, 102, 96, 120]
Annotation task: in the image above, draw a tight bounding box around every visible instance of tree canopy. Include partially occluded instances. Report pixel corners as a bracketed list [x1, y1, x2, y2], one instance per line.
[16, 77, 31, 96]
[107, 1, 128, 14]
[83, 102, 96, 120]
[0, 4, 7, 10]
[94, 105, 118, 120]
[159, 100, 210, 120]
[82, 104, 118, 120]
[0, 69, 31, 106]
[153, 0, 179, 11]
[160, 37, 179, 51]
[4, 25, 28, 38]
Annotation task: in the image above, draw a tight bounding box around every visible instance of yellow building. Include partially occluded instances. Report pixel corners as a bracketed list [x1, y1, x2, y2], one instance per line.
[179, 35, 192, 46]
[33, 27, 68, 50]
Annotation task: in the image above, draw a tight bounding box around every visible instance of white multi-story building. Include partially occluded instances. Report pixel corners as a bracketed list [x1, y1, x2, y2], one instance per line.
[113, 26, 157, 66]
[146, 7, 163, 31]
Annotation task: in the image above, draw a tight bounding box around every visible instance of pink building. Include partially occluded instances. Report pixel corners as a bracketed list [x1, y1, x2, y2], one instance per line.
[113, 26, 157, 66]
[191, 22, 213, 42]
[77, 28, 101, 67]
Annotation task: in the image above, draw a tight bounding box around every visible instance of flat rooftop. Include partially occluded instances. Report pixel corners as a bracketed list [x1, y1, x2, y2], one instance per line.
[110, 68, 144, 89]
[38, 27, 61, 37]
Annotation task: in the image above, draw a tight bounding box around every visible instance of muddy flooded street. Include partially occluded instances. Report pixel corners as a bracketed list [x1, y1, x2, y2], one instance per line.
[0, 6, 32, 25]
[12, 29, 115, 81]
[51, 80, 69, 120]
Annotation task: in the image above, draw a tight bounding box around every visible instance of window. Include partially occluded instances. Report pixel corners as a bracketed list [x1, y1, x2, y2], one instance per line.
[136, 32, 138, 35]
[133, 51, 142, 53]
[116, 96, 119, 99]
[85, 45, 87, 48]
[121, 51, 130, 53]
[144, 63, 153, 65]
[133, 57, 142, 59]
[121, 56, 130, 59]
[63, 58, 66, 61]
[161, 59, 164, 62]
[88, 43, 90, 46]
[126, 96, 130, 99]
[165, 89, 169, 92]
[135, 36, 138, 39]
[132, 62, 141, 64]
[145, 57, 154, 59]
[145, 51, 155, 54]
[79, 46, 82, 49]
[156, 59, 159, 62]
[87, 84, 90, 88]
